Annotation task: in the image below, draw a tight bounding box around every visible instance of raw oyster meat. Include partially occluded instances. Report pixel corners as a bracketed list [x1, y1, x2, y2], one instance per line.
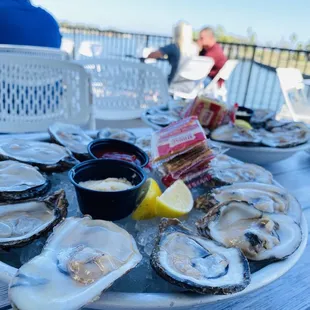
[0, 161, 50, 202]
[97, 128, 136, 144]
[211, 124, 262, 145]
[151, 218, 250, 295]
[48, 123, 93, 160]
[197, 201, 302, 261]
[195, 182, 302, 224]
[206, 155, 273, 187]
[9, 217, 142, 310]
[0, 190, 67, 249]
[0, 140, 78, 172]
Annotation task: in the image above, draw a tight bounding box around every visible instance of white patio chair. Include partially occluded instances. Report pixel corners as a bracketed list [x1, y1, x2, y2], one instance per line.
[168, 56, 214, 100]
[0, 44, 70, 60]
[78, 41, 103, 58]
[202, 59, 239, 102]
[0, 54, 93, 133]
[276, 68, 310, 122]
[77, 59, 169, 120]
[60, 38, 75, 56]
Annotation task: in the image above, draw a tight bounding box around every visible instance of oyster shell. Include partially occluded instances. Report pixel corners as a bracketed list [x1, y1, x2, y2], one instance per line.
[265, 119, 291, 131]
[151, 218, 251, 295]
[259, 122, 310, 148]
[197, 201, 302, 262]
[250, 109, 276, 128]
[97, 128, 136, 144]
[195, 182, 302, 224]
[211, 124, 262, 146]
[211, 121, 309, 148]
[0, 161, 50, 202]
[147, 114, 178, 126]
[48, 123, 93, 160]
[9, 217, 142, 310]
[135, 135, 151, 150]
[206, 155, 273, 187]
[0, 190, 68, 249]
[0, 140, 79, 172]
[135, 135, 152, 158]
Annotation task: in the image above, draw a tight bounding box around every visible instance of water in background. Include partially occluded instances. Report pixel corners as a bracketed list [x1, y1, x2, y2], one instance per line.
[63, 33, 310, 111]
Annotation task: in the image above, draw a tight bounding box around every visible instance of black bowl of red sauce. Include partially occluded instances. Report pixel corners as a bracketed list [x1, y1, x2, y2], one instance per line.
[88, 139, 149, 168]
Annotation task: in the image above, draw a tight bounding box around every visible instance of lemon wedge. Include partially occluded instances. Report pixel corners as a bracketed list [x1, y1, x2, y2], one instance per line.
[156, 180, 193, 218]
[235, 119, 253, 130]
[132, 178, 162, 220]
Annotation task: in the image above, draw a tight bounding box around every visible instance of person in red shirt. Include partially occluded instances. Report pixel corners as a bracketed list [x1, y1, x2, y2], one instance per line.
[198, 27, 227, 86]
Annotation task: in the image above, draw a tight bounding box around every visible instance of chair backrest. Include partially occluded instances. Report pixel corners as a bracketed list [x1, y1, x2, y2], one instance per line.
[217, 59, 239, 81]
[78, 59, 169, 120]
[78, 41, 103, 58]
[276, 68, 305, 91]
[0, 44, 70, 60]
[168, 56, 214, 100]
[142, 47, 156, 64]
[202, 59, 239, 101]
[60, 38, 75, 56]
[176, 56, 214, 81]
[276, 68, 309, 121]
[0, 54, 91, 133]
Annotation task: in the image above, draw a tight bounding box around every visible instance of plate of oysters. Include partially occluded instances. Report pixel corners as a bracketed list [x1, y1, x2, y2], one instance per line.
[141, 104, 181, 130]
[210, 109, 310, 165]
[0, 120, 307, 310]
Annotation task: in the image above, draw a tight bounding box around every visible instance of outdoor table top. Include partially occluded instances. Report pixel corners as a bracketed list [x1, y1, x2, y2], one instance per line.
[0, 129, 309, 310]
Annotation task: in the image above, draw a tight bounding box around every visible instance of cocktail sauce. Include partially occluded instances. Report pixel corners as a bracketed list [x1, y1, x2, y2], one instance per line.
[93, 149, 141, 166]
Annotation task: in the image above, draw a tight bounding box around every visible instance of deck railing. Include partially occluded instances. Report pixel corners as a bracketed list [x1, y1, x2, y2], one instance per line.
[60, 25, 310, 110]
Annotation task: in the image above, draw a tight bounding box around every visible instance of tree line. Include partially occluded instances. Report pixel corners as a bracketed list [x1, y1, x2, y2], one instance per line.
[201, 25, 310, 51]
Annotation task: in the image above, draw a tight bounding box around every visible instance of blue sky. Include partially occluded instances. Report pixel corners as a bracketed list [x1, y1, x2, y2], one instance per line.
[33, 0, 310, 44]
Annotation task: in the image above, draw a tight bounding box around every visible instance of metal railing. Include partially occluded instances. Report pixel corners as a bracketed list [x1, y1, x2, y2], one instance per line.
[60, 25, 310, 111]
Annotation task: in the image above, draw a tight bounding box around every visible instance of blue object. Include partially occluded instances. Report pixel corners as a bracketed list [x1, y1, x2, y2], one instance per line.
[159, 43, 181, 84]
[0, 0, 61, 48]
[203, 76, 212, 88]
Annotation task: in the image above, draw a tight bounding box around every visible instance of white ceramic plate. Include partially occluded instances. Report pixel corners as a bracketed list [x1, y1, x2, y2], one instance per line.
[0, 215, 307, 310]
[211, 140, 310, 165]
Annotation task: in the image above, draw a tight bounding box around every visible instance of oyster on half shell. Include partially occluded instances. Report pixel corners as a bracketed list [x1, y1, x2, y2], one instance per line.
[206, 155, 273, 187]
[197, 201, 302, 262]
[0, 161, 50, 202]
[195, 182, 302, 224]
[211, 121, 309, 148]
[9, 217, 142, 310]
[211, 124, 262, 146]
[151, 218, 251, 295]
[250, 109, 276, 128]
[48, 123, 93, 160]
[97, 128, 136, 144]
[0, 190, 68, 249]
[259, 122, 310, 148]
[135, 135, 152, 158]
[0, 140, 79, 172]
